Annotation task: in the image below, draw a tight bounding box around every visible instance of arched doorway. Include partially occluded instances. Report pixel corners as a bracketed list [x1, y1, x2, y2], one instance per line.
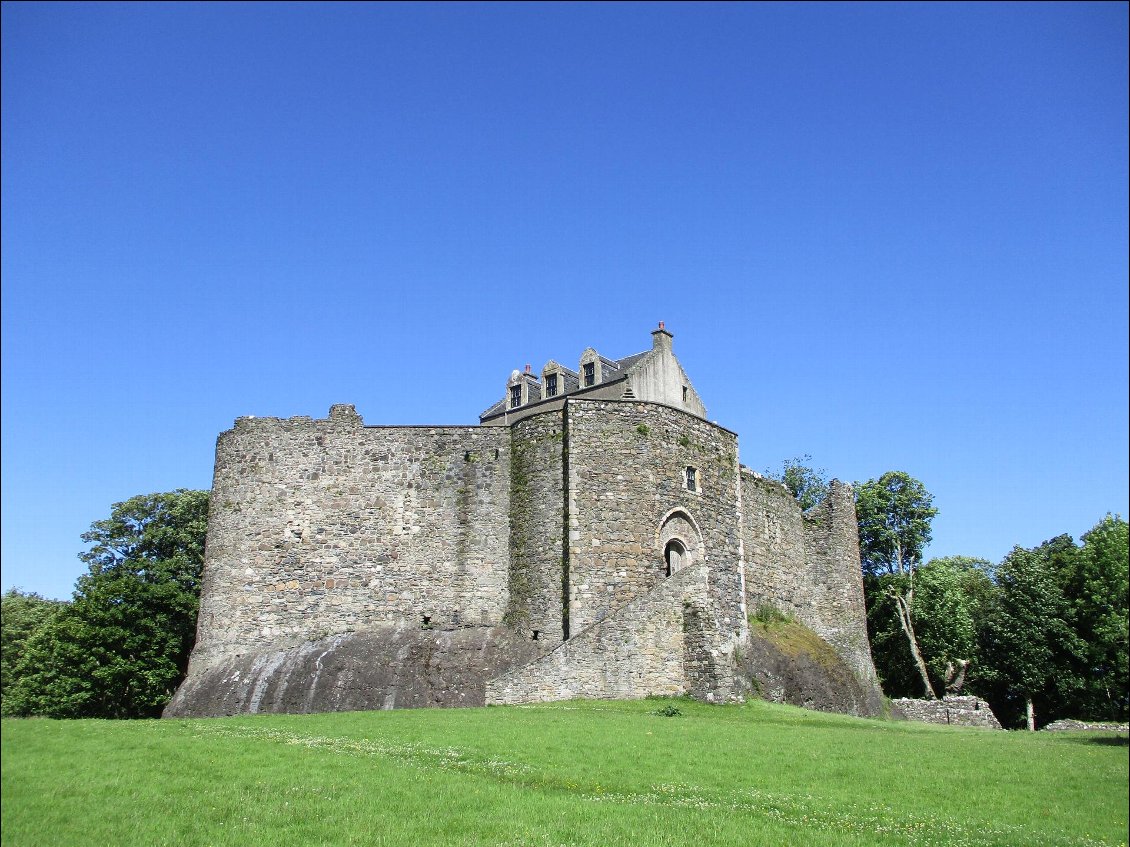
[656, 509, 704, 580]
[664, 539, 687, 577]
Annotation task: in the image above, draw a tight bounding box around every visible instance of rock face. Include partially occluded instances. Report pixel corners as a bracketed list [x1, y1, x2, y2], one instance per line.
[169, 329, 884, 717]
[165, 626, 541, 717]
[737, 617, 886, 717]
[891, 696, 1003, 729]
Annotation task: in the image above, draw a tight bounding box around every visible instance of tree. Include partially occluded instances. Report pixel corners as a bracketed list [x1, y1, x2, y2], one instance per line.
[767, 455, 829, 511]
[0, 589, 65, 715]
[1075, 515, 1129, 720]
[982, 542, 1083, 730]
[855, 472, 938, 697]
[913, 557, 995, 693]
[864, 556, 995, 699]
[5, 490, 209, 718]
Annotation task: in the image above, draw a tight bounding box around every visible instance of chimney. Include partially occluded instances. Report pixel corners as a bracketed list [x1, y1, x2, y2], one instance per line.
[651, 321, 673, 352]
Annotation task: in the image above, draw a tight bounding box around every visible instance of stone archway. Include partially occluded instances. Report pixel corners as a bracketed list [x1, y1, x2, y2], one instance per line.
[656, 509, 705, 579]
[663, 539, 687, 577]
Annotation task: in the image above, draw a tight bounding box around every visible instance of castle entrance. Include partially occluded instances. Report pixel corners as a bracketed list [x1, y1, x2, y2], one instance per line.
[656, 509, 704, 580]
[664, 539, 686, 577]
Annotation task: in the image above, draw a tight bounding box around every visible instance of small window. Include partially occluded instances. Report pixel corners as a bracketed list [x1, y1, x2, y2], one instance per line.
[546, 373, 558, 397]
[583, 362, 595, 386]
[682, 385, 688, 403]
[685, 467, 697, 492]
[510, 385, 522, 408]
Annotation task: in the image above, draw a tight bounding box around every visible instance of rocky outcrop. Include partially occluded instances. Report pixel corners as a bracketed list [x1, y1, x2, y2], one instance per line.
[164, 626, 540, 717]
[737, 616, 885, 717]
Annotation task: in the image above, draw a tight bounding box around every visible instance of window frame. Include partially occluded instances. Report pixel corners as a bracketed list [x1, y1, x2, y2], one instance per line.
[685, 466, 699, 493]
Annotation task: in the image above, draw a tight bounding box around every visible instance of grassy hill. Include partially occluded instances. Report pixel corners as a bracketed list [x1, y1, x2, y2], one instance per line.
[2, 698, 1126, 847]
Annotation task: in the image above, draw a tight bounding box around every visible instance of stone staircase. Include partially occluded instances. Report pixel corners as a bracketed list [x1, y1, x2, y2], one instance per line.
[486, 563, 737, 705]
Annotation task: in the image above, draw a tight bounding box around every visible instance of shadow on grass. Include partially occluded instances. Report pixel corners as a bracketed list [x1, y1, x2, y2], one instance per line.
[1055, 734, 1129, 747]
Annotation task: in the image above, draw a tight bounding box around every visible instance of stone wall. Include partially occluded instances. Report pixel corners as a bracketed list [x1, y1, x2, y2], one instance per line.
[486, 563, 708, 704]
[1042, 719, 1129, 732]
[892, 696, 1002, 729]
[801, 481, 880, 686]
[507, 411, 566, 643]
[189, 405, 511, 673]
[741, 470, 809, 616]
[740, 471, 879, 689]
[565, 399, 746, 646]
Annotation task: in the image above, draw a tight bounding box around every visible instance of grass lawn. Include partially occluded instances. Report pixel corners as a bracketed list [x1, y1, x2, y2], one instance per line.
[2, 698, 1126, 847]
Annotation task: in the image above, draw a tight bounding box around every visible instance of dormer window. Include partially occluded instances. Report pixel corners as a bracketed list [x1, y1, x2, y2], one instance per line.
[583, 362, 595, 386]
[546, 373, 558, 397]
[685, 466, 698, 492]
[510, 385, 522, 409]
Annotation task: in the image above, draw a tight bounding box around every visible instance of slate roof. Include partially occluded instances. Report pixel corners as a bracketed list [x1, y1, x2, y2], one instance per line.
[479, 348, 652, 421]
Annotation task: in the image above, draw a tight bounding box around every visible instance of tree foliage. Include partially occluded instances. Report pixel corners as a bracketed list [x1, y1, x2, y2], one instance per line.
[855, 472, 939, 697]
[981, 540, 1084, 729]
[855, 472, 938, 577]
[865, 556, 994, 699]
[1074, 516, 1128, 720]
[0, 589, 66, 715]
[5, 490, 209, 719]
[767, 455, 829, 511]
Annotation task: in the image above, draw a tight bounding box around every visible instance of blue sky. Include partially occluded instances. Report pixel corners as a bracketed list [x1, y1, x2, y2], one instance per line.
[3, 2, 1127, 600]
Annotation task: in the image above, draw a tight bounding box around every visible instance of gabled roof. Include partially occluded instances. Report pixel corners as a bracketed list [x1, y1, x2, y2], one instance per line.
[480, 344, 656, 422]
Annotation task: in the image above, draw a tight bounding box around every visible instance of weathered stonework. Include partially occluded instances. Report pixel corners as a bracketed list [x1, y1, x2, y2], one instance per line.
[168, 327, 882, 717]
[892, 696, 1003, 729]
[1042, 719, 1129, 733]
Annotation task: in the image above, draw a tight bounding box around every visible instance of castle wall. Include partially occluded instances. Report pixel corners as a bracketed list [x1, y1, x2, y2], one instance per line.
[740, 471, 810, 616]
[801, 481, 880, 685]
[565, 399, 745, 645]
[190, 404, 511, 672]
[740, 471, 878, 686]
[507, 411, 566, 643]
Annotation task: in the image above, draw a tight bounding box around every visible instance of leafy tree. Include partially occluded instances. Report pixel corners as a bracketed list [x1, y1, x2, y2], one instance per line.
[865, 556, 995, 698]
[855, 472, 939, 697]
[0, 589, 65, 715]
[1074, 515, 1129, 720]
[913, 557, 995, 692]
[767, 455, 829, 511]
[982, 542, 1083, 729]
[6, 490, 209, 718]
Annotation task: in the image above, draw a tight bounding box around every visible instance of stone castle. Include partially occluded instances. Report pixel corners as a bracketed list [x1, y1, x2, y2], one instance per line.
[167, 325, 882, 716]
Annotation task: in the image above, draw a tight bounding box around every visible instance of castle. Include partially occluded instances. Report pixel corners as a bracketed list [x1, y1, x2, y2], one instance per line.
[166, 326, 881, 716]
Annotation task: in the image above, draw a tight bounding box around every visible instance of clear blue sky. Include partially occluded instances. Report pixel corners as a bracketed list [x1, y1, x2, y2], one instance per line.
[3, 2, 1127, 600]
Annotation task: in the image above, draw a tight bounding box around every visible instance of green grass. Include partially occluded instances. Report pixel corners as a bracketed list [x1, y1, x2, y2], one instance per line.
[2, 698, 1126, 847]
